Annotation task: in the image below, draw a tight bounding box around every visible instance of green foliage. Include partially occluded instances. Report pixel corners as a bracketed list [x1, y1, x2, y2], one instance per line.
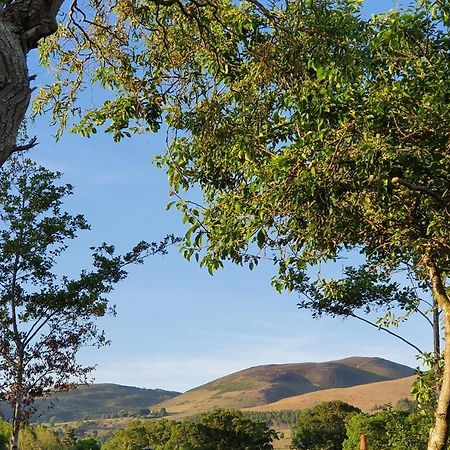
[19, 425, 64, 450]
[196, 409, 278, 449]
[37, 0, 450, 330]
[38, 0, 450, 356]
[102, 409, 277, 449]
[244, 410, 301, 428]
[0, 420, 10, 450]
[343, 409, 434, 450]
[291, 401, 360, 450]
[75, 437, 101, 450]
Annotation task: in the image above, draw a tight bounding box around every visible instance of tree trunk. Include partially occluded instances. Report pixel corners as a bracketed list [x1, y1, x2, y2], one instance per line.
[0, 20, 30, 165]
[428, 262, 450, 450]
[0, 0, 64, 166]
[434, 296, 442, 399]
[10, 394, 22, 450]
[428, 312, 450, 450]
[10, 353, 24, 450]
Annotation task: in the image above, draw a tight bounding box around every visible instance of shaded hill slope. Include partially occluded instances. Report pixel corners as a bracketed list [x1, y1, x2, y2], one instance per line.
[245, 375, 415, 413]
[6, 384, 181, 423]
[156, 357, 414, 415]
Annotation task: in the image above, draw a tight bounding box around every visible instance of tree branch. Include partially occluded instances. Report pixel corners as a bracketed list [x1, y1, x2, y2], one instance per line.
[391, 177, 446, 204]
[350, 312, 425, 355]
[11, 136, 38, 154]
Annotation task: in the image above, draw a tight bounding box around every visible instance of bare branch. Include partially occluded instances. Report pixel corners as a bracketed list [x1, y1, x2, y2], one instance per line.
[350, 312, 425, 356]
[11, 137, 38, 154]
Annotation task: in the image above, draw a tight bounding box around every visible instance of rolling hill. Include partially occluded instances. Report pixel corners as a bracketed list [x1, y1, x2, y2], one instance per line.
[2, 384, 181, 423]
[155, 356, 414, 416]
[245, 375, 415, 413]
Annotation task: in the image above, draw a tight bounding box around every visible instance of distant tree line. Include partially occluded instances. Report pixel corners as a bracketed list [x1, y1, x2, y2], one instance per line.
[244, 410, 301, 427]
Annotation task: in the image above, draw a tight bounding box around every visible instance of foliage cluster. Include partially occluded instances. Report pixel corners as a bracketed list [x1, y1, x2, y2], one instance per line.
[244, 410, 301, 427]
[0, 421, 100, 450]
[102, 408, 278, 449]
[343, 408, 435, 450]
[0, 156, 177, 448]
[291, 401, 360, 450]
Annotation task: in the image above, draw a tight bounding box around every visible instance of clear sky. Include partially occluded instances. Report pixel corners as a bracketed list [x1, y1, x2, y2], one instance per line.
[26, 0, 429, 393]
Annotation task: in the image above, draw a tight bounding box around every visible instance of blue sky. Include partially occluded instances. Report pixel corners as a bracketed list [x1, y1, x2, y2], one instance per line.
[26, 0, 430, 393]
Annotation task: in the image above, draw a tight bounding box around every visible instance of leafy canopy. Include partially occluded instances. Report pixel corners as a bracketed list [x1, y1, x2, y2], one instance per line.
[292, 400, 360, 450]
[102, 409, 277, 449]
[37, 0, 450, 311]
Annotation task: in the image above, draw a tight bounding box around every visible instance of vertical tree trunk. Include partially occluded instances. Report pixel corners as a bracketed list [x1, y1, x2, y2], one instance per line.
[0, 20, 30, 165]
[0, 0, 64, 166]
[434, 296, 442, 399]
[428, 312, 450, 450]
[10, 356, 24, 450]
[428, 262, 450, 450]
[10, 395, 22, 450]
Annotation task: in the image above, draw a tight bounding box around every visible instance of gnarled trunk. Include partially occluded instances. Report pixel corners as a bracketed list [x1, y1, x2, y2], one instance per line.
[0, 0, 64, 166]
[0, 20, 30, 165]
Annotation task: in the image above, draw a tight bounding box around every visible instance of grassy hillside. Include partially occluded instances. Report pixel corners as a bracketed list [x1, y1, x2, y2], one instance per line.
[245, 375, 415, 413]
[156, 357, 414, 416]
[12, 384, 181, 423]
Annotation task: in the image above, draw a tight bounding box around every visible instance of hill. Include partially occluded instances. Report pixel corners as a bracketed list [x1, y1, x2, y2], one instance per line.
[155, 356, 414, 416]
[245, 375, 415, 413]
[3, 384, 181, 423]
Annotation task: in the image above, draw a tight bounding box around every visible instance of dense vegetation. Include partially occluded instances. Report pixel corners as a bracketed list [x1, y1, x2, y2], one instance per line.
[0, 401, 440, 449]
[291, 401, 360, 450]
[102, 409, 278, 450]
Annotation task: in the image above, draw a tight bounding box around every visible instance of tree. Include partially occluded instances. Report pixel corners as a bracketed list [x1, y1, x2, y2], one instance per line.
[195, 409, 278, 450]
[74, 437, 101, 450]
[2, 0, 450, 448]
[0, 157, 173, 450]
[38, 0, 450, 448]
[291, 401, 360, 450]
[343, 409, 433, 450]
[19, 425, 63, 450]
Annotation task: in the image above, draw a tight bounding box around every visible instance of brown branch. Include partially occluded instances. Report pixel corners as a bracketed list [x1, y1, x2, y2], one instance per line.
[391, 176, 446, 204]
[11, 136, 38, 154]
[350, 312, 425, 355]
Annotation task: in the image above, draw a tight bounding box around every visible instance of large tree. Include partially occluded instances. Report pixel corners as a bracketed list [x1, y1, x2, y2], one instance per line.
[40, 0, 450, 447]
[292, 401, 360, 450]
[1, 0, 450, 448]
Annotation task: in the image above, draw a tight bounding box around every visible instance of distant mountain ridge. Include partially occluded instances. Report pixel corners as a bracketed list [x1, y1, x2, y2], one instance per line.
[2, 356, 413, 423]
[245, 375, 416, 413]
[156, 356, 414, 416]
[1, 384, 181, 423]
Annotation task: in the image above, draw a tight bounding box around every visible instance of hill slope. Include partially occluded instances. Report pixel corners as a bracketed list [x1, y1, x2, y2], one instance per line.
[156, 357, 414, 416]
[11, 384, 181, 423]
[245, 375, 415, 413]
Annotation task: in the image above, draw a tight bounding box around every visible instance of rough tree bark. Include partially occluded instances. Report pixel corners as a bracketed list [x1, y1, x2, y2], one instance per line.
[0, 0, 64, 166]
[428, 261, 450, 450]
